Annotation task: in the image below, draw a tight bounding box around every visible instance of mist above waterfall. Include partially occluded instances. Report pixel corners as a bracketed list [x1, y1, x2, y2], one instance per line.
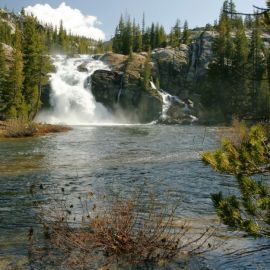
[36, 55, 127, 125]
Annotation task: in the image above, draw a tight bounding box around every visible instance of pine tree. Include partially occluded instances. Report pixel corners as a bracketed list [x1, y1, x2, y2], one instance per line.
[230, 21, 250, 118]
[6, 26, 27, 119]
[203, 3, 235, 121]
[143, 27, 151, 51]
[203, 124, 270, 237]
[257, 69, 270, 120]
[142, 13, 145, 35]
[133, 23, 142, 53]
[244, 15, 253, 29]
[249, 16, 264, 116]
[182, 20, 190, 45]
[158, 26, 167, 48]
[123, 17, 133, 55]
[22, 16, 42, 119]
[170, 19, 181, 47]
[150, 23, 156, 50]
[0, 43, 8, 116]
[113, 15, 125, 54]
[58, 20, 67, 52]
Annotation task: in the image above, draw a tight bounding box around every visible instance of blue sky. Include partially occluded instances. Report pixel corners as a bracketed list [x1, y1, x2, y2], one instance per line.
[0, 0, 267, 40]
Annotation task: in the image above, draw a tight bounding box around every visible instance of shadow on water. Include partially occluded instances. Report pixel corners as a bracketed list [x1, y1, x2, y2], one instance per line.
[0, 125, 269, 269]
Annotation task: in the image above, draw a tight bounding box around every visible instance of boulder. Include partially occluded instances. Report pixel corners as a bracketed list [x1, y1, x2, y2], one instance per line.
[151, 47, 189, 97]
[77, 62, 88, 72]
[91, 68, 162, 123]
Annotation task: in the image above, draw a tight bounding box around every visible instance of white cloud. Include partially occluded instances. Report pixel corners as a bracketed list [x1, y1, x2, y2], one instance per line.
[24, 2, 105, 40]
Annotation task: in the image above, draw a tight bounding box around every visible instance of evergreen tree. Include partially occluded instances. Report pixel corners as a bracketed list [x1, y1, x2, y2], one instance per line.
[249, 16, 264, 116]
[143, 27, 151, 51]
[230, 21, 250, 118]
[203, 124, 270, 237]
[170, 19, 181, 47]
[133, 23, 142, 52]
[257, 69, 270, 120]
[158, 26, 167, 48]
[182, 20, 190, 45]
[202, 3, 235, 121]
[0, 43, 8, 116]
[58, 20, 67, 52]
[6, 26, 27, 119]
[142, 13, 145, 35]
[22, 16, 42, 119]
[150, 23, 156, 49]
[244, 15, 253, 29]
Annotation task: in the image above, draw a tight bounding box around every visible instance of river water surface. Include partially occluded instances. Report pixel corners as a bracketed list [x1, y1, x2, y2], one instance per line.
[0, 125, 269, 269]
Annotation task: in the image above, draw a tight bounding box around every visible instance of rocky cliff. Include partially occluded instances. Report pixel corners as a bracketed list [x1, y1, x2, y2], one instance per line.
[90, 31, 217, 124]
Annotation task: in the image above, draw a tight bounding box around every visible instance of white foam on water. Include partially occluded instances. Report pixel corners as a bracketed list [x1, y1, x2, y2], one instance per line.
[36, 55, 122, 125]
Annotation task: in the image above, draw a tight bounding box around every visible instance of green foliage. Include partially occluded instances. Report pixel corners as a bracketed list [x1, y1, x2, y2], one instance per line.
[112, 14, 171, 55]
[0, 42, 8, 115]
[6, 27, 27, 119]
[203, 124, 270, 237]
[0, 9, 93, 121]
[169, 19, 181, 47]
[200, 0, 270, 122]
[182, 21, 191, 45]
[143, 51, 152, 90]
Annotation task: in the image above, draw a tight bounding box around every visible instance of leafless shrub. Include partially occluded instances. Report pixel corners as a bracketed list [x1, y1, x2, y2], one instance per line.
[28, 187, 217, 269]
[4, 119, 37, 138]
[1, 119, 71, 138]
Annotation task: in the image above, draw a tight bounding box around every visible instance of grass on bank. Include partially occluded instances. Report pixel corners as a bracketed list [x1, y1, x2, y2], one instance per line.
[0, 119, 71, 138]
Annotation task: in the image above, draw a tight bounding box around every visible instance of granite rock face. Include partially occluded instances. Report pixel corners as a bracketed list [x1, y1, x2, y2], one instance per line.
[91, 32, 218, 123]
[91, 53, 163, 123]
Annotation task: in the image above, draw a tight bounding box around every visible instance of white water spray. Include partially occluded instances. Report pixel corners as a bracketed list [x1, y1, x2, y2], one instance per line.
[36, 55, 119, 125]
[150, 81, 198, 122]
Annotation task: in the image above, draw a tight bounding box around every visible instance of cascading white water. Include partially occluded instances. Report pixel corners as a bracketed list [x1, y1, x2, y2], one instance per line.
[158, 89, 175, 120]
[36, 55, 118, 125]
[150, 81, 198, 122]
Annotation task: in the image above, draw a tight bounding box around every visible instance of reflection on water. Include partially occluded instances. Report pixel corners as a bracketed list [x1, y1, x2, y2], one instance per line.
[0, 125, 269, 269]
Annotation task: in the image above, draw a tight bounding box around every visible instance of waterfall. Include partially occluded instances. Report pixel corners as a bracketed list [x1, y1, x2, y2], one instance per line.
[36, 55, 117, 125]
[158, 89, 173, 120]
[150, 81, 198, 123]
[117, 88, 122, 103]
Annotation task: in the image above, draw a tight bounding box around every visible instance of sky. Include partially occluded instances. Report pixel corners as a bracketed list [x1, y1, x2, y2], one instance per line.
[0, 0, 267, 40]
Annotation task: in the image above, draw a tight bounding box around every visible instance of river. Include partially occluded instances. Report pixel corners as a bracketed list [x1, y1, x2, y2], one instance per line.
[0, 125, 269, 269]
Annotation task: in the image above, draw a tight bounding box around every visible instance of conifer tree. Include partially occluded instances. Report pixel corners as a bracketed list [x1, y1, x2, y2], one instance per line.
[142, 27, 151, 51]
[150, 23, 156, 49]
[203, 124, 270, 237]
[22, 16, 42, 119]
[169, 19, 181, 47]
[133, 23, 142, 52]
[230, 21, 250, 118]
[249, 16, 264, 116]
[58, 20, 67, 52]
[158, 26, 167, 48]
[0, 43, 8, 116]
[182, 20, 190, 45]
[6, 26, 27, 119]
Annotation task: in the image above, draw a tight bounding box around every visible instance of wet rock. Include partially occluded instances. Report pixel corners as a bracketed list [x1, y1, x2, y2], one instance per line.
[91, 68, 162, 123]
[77, 62, 88, 72]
